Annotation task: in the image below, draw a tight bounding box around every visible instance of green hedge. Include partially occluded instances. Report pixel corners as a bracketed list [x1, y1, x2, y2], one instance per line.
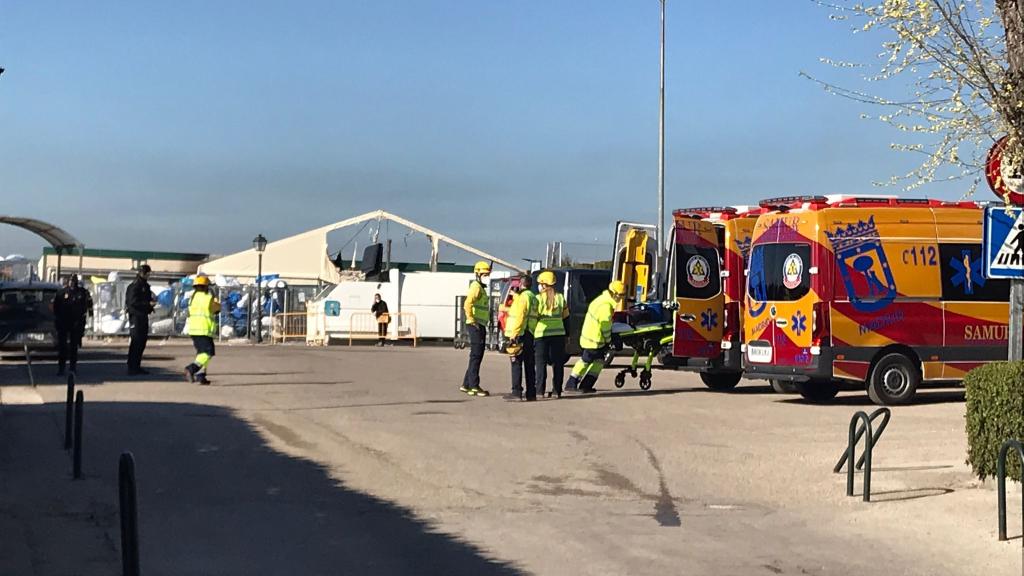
[965, 361, 1023, 482]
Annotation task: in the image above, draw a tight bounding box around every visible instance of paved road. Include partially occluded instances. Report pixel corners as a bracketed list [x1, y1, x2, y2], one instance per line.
[0, 342, 1020, 575]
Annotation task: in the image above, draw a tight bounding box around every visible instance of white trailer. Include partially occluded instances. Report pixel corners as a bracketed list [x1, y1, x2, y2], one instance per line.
[307, 268, 500, 343]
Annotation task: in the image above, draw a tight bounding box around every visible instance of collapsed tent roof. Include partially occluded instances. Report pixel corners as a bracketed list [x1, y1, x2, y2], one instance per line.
[198, 210, 524, 283]
[0, 216, 82, 250]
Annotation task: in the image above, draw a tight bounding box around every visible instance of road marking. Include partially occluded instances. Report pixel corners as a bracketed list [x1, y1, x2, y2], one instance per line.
[0, 386, 44, 405]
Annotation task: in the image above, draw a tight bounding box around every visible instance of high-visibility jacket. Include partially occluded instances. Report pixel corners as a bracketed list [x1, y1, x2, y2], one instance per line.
[579, 291, 616, 350]
[533, 291, 567, 338]
[186, 291, 221, 337]
[503, 290, 537, 339]
[464, 280, 490, 326]
[522, 290, 538, 334]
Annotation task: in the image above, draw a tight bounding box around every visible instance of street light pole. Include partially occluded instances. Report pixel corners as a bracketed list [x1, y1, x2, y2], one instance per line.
[253, 234, 267, 344]
[657, 0, 666, 277]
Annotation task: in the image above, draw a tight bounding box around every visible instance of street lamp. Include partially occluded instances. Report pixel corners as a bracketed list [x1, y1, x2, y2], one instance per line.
[253, 234, 267, 343]
[657, 0, 666, 279]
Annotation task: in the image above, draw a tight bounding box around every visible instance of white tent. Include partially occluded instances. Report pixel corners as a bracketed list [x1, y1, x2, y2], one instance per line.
[198, 210, 524, 284]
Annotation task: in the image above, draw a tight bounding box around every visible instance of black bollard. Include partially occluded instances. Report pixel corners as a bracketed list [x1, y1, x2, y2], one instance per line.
[73, 390, 83, 479]
[119, 452, 141, 576]
[64, 372, 76, 450]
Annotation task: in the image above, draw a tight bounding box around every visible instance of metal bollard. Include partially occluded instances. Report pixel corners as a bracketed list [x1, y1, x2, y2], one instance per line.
[845, 411, 874, 502]
[64, 372, 76, 450]
[23, 344, 35, 387]
[997, 439, 1024, 544]
[72, 390, 83, 479]
[119, 452, 141, 576]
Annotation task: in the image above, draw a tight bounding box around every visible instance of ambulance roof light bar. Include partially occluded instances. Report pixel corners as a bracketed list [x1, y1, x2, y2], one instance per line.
[757, 195, 828, 211]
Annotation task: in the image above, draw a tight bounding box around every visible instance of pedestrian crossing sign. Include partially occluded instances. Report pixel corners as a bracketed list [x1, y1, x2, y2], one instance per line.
[983, 206, 1024, 279]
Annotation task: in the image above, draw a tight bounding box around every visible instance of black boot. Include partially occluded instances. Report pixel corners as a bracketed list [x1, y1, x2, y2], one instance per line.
[580, 374, 598, 393]
[184, 363, 197, 383]
[564, 375, 579, 392]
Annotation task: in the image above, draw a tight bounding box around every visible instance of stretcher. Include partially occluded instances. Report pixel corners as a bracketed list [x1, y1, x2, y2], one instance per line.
[609, 303, 674, 391]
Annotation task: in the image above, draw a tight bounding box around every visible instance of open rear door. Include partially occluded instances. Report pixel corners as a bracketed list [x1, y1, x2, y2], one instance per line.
[611, 222, 660, 308]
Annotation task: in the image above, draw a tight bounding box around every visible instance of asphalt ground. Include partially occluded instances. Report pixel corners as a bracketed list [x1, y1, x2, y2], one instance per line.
[0, 341, 1021, 575]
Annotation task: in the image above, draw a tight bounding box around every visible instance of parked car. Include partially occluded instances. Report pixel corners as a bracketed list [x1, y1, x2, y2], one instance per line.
[0, 281, 60, 350]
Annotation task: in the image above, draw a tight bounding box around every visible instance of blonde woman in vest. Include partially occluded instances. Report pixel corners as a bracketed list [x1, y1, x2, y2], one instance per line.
[184, 275, 221, 385]
[533, 270, 569, 398]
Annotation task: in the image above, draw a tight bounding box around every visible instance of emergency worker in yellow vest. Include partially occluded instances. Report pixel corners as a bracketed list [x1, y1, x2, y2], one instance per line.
[460, 261, 492, 396]
[565, 280, 625, 394]
[184, 275, 221, 385]
[533, 270, 569, 398]
[503, 275, 538, 401]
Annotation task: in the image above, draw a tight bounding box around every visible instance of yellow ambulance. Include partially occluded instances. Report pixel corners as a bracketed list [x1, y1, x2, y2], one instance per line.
[742, 195, 1011, 405]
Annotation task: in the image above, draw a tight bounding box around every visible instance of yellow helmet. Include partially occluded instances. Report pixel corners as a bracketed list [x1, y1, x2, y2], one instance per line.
[537, 271, 557, 286]
[608, 280, 627, 297]
[474, 261, 492, 275]
[194, 275, 211, 287]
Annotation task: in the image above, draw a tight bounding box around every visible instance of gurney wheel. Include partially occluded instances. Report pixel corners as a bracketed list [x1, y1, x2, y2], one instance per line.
[638, 370, 652, 391]
[614, 372, 626, 389]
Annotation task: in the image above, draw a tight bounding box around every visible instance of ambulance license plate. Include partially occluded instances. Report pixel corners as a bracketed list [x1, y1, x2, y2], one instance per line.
[747, 344, 772, 364]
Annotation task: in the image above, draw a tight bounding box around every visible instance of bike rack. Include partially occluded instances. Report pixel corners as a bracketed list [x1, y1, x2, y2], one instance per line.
[834, 407, 891, 473]
[997, 439, 1023, 544]
[835, 408, 891, 502]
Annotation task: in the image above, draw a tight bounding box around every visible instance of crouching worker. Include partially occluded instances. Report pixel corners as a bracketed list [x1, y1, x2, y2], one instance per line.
[565, 280, 625, 394]
[184, 275, 221, 385]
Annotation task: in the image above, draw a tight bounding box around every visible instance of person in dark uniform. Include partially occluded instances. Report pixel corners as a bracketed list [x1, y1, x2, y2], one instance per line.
[371, 293, 390, 346]
[125, 264, 155, 375]
[54, 275, 93, 376]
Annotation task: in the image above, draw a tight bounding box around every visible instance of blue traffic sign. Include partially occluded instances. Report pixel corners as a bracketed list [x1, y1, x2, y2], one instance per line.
[984, 206, 1024, 279]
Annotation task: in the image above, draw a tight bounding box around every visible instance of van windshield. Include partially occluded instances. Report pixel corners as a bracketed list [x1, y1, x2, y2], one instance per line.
[676, 244, 721, 299]
[748, 244, 811, 302]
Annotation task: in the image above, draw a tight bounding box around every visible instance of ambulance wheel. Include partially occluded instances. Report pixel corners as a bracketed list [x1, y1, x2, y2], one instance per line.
[614, 372, 626, 389]
[639, 370, 653, 390]
[700, 372, 741, 391]
[795, 380, 839, 403]
[867, 353, 919, 406]
[770, 379, 797, 394]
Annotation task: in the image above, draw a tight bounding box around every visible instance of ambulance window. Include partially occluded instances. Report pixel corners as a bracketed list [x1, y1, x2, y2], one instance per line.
[939, 244, 1010, 302]
[749, 244, 811, 302]
[676, 244, 721, 299]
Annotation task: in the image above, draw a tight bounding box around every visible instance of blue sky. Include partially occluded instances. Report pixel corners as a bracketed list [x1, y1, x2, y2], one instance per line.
[0, 1, 980, 265]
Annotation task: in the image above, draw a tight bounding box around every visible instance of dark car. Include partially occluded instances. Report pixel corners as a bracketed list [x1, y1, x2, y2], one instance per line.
[0, 281, 60, 350]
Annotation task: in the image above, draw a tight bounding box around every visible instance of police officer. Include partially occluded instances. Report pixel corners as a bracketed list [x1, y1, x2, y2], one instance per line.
[184, 275, 221, 385]
[565, 280, 626, 393]
[533, 270, 569, 398]
[125, 264, 155, 375]
[54, 275, 93, 376]
[503, 275, 538, 401]
[460, 261, 492, 397]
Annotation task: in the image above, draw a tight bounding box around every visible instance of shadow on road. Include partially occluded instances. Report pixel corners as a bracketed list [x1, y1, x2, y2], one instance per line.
[0, 358, 184, 386]
[866, 487, 955, 503]
[775, 389, 965, 407]
[1, 401, 523, 576]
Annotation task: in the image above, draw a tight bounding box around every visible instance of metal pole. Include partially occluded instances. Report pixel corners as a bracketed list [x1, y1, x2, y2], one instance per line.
[64, 372, 75, 450]
[657, 0, 666, 269]
[1009, 280, 1023, 361]
[119, 452, 141, 576]
[256, 254, 263, 344]
[73, 390, 84, 479]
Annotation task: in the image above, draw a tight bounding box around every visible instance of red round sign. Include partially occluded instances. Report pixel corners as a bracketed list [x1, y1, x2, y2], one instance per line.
[986, 135, 1024, 205]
